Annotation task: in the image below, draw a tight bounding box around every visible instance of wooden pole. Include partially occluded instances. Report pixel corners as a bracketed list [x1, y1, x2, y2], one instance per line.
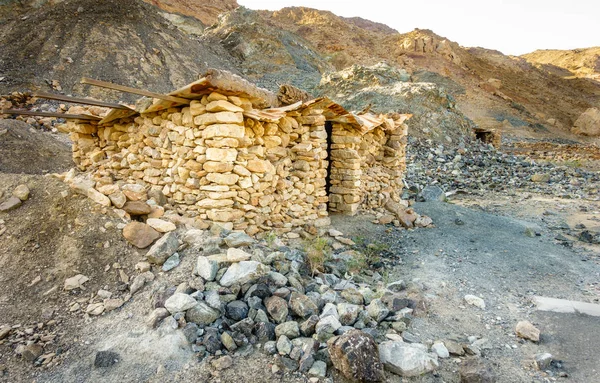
[80, 78, 190, 104]
[33, 91, 133, 110]
[1, 109, 101, 121]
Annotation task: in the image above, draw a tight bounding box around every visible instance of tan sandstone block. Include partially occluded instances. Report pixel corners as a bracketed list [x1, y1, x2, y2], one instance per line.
[207, 173, 239, 186]
[206, 148, 238, 162]
[206, 100, 244, 113]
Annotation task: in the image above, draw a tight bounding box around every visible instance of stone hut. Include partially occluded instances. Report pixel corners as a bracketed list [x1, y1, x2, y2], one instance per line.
[65, 69, 410, 235]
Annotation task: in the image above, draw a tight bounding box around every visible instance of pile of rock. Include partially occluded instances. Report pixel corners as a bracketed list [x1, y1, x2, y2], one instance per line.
[406, 137, 600, 200]
[135, 225, 442, 380]
[0, 184, 30, 213]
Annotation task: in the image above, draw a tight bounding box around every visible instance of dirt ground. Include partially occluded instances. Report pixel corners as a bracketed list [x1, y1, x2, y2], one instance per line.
[334, 194, 600, 383]
[1, 123, 600, 382]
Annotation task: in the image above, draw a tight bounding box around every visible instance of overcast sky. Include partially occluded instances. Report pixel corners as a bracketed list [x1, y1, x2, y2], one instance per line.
[238, 0, 599, 55]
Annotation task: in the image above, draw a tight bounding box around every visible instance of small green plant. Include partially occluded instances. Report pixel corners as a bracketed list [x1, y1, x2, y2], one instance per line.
[265, 231, 277, 248]
[345, 251, 368, 274]
[304, 237, 331, 276]
[364, 241, 390, 262]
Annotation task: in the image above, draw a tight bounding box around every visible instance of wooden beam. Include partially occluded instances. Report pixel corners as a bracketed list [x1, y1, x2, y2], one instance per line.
[33, 91, 133, 110]
[1, 109, 101, 121]
[80, 78, 190, 104]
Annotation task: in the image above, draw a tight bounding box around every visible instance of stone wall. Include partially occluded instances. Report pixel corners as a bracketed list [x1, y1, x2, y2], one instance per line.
[328, 121, 407, 215]
[66, 92, 407, 235]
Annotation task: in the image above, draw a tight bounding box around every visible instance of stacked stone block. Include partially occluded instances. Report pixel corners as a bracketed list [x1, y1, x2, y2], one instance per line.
[67, 91, 408, 234]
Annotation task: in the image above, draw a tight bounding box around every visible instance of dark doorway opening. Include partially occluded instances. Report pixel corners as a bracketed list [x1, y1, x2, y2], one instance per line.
[325, 121, 333, 198]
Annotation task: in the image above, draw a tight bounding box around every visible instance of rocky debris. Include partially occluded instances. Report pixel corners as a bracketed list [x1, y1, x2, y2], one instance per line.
[146, 218, 176, 233]
[431, 342, 450, 358]
[64, 274, 89, 291]
[19, 344, 43, 362]
[219, 261, 269, 287]
[515, 321, 540, 342]
[419, 185, 445, 202]
[224, 232, 255, 247]
[164, 293, 197, 314]
[130, 224, 436, 381]
[328, 330, 385, 382]
[459, 358, 496, 383]
[12, 184, 30, 201]
[464, 294, 486, 309]
[406, 137, 600, 200]
[146, 232, 180, 265]
[94, 351, 120, 368]
[162, 253, 180, 272]
[122, 222, 160, 249]
[0, 197, 22, 212]
[579, 230, 600, 244]
[534, 353, 553, 370]
[379, 341, 438, 377]
[196, 256, 219, 281]
[0, 327, 11, 340]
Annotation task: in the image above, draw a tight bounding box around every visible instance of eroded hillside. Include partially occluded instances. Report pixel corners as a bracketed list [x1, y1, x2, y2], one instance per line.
[522, 47, 600, 80]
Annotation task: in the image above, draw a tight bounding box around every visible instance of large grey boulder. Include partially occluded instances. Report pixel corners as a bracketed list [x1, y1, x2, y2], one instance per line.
[146, 232, 180, 265]
[379, 341, 438, 377]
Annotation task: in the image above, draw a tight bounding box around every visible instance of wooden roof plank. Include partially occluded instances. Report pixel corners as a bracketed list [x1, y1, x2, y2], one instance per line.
[1, 109, 101, 121]
[33, 91, 134, 110]
[80, 78, 190, 104]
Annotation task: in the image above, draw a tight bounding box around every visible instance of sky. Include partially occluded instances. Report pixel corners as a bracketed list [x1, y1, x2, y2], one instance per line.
[237, 0, 599, 55]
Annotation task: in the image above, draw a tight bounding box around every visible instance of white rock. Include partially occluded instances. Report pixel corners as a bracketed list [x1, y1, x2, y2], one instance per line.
[431, 342, 450, 358]
[219, 261, 269, 287]
[197, 255, 219, 281]
[164, 293, 197, 314]
[464, 294, 486, 309]
[87, 188, 111, 207]
[379, 341, 439, 377]
[146, 218, 176, 233]
[64, 274, 89, 290]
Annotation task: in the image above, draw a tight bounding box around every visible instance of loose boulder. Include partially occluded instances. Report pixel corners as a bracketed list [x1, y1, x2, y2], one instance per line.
[122, 222, 160, 248]
[328, 330, 385, 382]
[379, 341, 438, 377]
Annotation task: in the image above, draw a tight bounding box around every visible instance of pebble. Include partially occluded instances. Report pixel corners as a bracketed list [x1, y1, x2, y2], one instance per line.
[12, 184, 30, 201]
[0, 197, 22, 212]
[161, 253, 180, 272]
[464, 294, 486, 309]
[515, 321, 540, 342]
[277, 335, 292, 355]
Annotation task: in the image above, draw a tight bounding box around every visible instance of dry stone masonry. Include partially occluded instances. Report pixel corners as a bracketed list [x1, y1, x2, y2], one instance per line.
[64, 69, 410, 235]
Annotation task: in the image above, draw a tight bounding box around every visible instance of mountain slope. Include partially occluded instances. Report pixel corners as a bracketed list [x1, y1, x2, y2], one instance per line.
[257, 9, 600, 140]
[522, 47, 600, 81]
[0, 0, 239, 101]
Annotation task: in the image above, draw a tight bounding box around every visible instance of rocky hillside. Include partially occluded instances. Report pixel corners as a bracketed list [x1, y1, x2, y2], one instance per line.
[0, 0, 239, 101]
[141, 0, 238, 26]
[257, 9, 600, 140]
[522, 47, 600, 81]
[1, 1, 599, 142]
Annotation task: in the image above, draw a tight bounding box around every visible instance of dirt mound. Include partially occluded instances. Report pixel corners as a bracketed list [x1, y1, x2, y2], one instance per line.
[0, 120, 72, 174]
[0, 173, 140, 381]
[0, 0, 238, 102]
